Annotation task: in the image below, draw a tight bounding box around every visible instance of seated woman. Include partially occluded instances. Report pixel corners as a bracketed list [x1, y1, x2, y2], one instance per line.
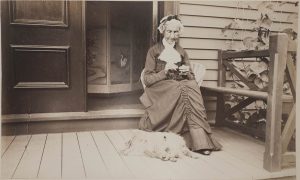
[139, 15, 222, 155]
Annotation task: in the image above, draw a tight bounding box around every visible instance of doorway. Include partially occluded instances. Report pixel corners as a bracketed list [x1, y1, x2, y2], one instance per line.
[86, 1, 153, 111]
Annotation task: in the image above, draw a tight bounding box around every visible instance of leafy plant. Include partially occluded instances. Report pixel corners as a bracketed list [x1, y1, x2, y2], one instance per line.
[221, 1, 297, 135]
[222, 1, 298, 50]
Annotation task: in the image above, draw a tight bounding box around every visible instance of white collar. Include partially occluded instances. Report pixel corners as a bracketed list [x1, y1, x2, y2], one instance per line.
[162, 38, 175, 49]
[158, 38, 181, 64]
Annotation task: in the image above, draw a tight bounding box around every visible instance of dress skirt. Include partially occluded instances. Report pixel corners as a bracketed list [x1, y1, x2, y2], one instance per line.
[139, 79, 222, 151]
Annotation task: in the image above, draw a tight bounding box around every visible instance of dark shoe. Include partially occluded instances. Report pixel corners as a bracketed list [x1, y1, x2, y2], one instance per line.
[196, 149, 212, 155]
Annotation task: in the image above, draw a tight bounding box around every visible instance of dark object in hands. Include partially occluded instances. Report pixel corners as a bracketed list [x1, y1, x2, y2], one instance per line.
[166, 69, 190, 81]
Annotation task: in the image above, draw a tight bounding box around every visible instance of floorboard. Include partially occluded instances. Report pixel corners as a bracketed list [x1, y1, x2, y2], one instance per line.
[125, 129, 176, 179]
[214, 132, 263, 162]
[38, 133, 62, 179]
[213, 130, 266, 169]
[182, 154, 227, 179]
[92, 131, 133, 178]
[106, 130, 154, 179]
[1, 127, 296, 179]
[77, 131, 111, 178]
[196, 150, 251, 179]
[1, 135, 31, 179]
[1, 136, 15, 157]
[13, 134, 46, 179]
[62, 132, 85, 178]
[213, 148, 269, 179]
[214, 128, 264, 154]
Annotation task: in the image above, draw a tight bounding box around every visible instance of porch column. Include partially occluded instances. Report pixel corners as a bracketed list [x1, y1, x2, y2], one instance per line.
[263, 33, 288, 172]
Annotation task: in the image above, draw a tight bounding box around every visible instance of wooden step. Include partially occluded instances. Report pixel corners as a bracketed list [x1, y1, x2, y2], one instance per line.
[1, 109, 145, 135]
[1, 109, 145, 124]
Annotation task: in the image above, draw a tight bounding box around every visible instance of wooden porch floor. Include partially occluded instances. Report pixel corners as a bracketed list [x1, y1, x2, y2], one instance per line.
[1, 127, 295, 180]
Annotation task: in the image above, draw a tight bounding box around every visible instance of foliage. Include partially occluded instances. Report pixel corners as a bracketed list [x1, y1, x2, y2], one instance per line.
[221, 1, 297, 136]
[222, 1, 298, 51]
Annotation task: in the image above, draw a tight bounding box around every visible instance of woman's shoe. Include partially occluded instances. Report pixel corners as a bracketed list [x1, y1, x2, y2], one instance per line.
[196, 149, 212, 155]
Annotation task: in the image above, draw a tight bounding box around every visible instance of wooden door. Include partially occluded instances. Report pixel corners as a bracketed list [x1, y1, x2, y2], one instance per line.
[1, 1, 86, 114]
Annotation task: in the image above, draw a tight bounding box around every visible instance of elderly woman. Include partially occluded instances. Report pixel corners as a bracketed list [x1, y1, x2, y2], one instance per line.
[139, 15, 222, 155]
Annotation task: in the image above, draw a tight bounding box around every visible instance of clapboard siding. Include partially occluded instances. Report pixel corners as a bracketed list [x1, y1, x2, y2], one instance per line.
[186, 49, 218, 59]
[181, 16, 293, 32]
[180, 38, 244, 50]
[182, 27, 258, 40]
[190, 60, 218, 70]
[182, 1, 298, 13]
[181, 15, 293, 32]
[180, 3, 295, 23]
[181, 26, 293, 40]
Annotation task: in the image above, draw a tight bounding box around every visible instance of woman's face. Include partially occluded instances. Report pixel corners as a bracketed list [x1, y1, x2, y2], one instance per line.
[163, 21, 180, 44]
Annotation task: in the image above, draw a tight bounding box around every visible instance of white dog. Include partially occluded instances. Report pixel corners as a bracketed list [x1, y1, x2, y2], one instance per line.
[121, 130, 198, 162]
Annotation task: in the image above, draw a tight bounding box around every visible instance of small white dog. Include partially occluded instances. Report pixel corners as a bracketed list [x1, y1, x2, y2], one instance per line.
[121, 130, 198, 162]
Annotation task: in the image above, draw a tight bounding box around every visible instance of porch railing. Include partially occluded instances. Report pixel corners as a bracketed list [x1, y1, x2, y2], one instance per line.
[201, 33, 296, 172]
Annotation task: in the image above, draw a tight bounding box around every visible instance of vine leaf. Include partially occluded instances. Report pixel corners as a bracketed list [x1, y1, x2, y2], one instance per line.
[232, 111, 242, 121]
[260, 72, 269, 82]
[255, 100, 265, 108]
[286, 13, 298, 32]
[249, 61, 268, 74]
[244, 112, 251, 120]
[261, 16, 272, 28]
[282, 28, 297, 40]
[232, 19, 244, 29]
[254, 77, 264, 89]
[247, 72, 258, 81]
[222, 19, 244, 34]
[224, 95, 234, 101]
[222, 23, 232, 33]
[283, 82, 291, 94]
[243, 36, 257, 49]
[257, 2, 275, 17]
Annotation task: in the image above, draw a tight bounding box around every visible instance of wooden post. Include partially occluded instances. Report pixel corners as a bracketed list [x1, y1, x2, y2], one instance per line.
[263, 34, 288, 172]
[163, 1, 178, 15]
[152, 1, 158, 45]
[215, 50, 226, 126]
[281, 105, 295, 153]
[286, 53, 296, 102]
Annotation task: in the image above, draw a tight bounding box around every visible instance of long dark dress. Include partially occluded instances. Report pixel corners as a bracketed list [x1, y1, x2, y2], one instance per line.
[139, 41, 222, 151]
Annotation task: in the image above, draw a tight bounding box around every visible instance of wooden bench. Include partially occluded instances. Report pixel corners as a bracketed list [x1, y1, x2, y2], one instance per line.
[200, 33, 296, 172]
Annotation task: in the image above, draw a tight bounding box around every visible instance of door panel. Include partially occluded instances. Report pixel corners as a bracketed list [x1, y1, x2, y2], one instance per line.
[1, 1, 86, 114]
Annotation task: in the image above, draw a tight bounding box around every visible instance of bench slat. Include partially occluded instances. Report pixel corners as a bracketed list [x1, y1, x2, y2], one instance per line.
[202, 86, 293, 102]
[222, 50, 269, 59]
[202, 86, 268, 99]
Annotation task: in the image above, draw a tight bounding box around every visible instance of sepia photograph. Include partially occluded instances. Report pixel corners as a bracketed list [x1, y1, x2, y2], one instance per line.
[0, 1, 298, 179]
